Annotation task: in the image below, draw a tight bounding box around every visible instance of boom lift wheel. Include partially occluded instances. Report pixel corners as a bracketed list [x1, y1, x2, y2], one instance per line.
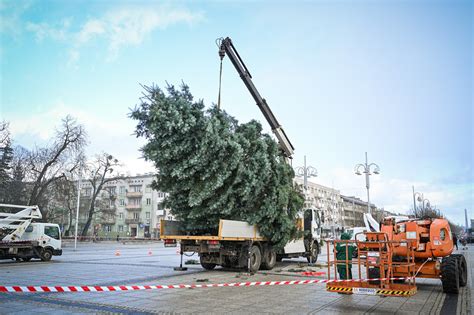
[441, 256, 460, 293]
[450, 254, 468, 287]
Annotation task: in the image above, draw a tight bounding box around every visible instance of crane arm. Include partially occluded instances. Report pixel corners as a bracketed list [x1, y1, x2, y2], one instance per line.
[218, 37, 294, 159]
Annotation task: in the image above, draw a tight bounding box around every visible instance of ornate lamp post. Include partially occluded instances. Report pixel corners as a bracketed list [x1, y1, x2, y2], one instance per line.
[295, 155, 317, 193]
[354, 152, 380, 215]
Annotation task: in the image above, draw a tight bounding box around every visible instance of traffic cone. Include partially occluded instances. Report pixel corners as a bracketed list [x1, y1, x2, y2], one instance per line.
[148, 249, 153, 256]
[115, 249, 121, 256]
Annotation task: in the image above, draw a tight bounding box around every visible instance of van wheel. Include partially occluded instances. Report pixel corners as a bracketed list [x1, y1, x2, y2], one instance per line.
[261, 247, 276, 270]
[441, 256, 460, 293]
[40, 249, 53, 262]
[248, 245, 262, 273]
[450, 254, 467, 287]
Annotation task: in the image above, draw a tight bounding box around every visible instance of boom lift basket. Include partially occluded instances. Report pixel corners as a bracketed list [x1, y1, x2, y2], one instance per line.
[326, 232, 417, 297]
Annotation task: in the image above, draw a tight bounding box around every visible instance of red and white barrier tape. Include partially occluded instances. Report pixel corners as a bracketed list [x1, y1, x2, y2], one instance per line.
[0, 277, 413, 293]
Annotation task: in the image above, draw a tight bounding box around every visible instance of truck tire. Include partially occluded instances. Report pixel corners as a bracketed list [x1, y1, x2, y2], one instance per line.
[40, 249, 53, 262]
[261, 247, 276, 270]
[307, 241, 319, 263]
[441, 256, 460, 293]
[199, 255, 217, 270]
[451, 254, 467, 287]
[248, 245, 262, 273]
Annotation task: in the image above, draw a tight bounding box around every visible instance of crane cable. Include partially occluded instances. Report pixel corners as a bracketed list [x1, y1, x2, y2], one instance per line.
[217, 58, 223, 110]
[216, 37, 225, 111]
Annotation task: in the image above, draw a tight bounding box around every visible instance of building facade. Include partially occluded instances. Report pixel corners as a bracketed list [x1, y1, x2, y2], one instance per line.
[75, 174, 171, 238]
[294, 178, 344, 237]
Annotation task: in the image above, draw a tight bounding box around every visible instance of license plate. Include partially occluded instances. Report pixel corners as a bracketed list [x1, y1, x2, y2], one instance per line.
[353, 287, 377, 295]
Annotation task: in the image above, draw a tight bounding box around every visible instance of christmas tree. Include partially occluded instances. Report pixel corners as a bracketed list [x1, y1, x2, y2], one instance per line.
[130, 83, 304, 248]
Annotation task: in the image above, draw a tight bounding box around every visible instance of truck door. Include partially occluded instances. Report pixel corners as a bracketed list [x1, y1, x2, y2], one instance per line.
[43, 225, 61, 250]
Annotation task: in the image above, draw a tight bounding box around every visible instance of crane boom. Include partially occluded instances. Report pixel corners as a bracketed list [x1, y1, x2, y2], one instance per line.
[218, 37, 294, 159]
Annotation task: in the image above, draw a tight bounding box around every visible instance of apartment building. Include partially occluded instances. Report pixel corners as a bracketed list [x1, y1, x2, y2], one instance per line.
[77, 173, 171, 238]
[294, 178, 344, 237]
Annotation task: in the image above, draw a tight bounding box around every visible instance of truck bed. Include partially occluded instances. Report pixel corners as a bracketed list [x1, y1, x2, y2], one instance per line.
[160, 219, 266, 241]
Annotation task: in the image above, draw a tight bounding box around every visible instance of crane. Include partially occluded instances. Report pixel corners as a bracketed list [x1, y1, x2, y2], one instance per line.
[217, 37, 295, 159]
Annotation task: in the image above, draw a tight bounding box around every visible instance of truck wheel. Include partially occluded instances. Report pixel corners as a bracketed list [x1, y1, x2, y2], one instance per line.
[441, 256, 460, 293]
[451, 254, 467, 287]
[261, 247, 276, 270]
[276, 255, 283, 262]
[40, 249, 53, 262]
[200, 256, 216, 270]
[248, 245, 262, 273]
[307, 241, 319, 263]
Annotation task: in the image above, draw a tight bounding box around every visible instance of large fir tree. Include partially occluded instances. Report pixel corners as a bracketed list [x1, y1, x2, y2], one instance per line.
[131, 84, 303, 248]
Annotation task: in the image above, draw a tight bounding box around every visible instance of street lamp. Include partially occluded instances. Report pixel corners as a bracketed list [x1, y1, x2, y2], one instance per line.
[294, 155, 318, 192]
[412, 187, 423, 213]
[294, 156, 318, 266]
[354, 152, 380, 215]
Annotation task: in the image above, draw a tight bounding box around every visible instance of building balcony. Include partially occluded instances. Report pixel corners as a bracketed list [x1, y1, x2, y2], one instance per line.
[102, 207, 117, 213]
[126, 191, 142, 198]
[125, 218, 140, 224]
[101, 217, 116, 224]
[126, 205, 142, 211]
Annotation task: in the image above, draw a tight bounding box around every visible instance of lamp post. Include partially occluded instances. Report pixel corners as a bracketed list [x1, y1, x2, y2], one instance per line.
[294, 156, 318, 266]
[295, 155, 318, 193]
[413, 188, 423, 214]
[354, 152, 380, 215]
[74, 163, 83, 251]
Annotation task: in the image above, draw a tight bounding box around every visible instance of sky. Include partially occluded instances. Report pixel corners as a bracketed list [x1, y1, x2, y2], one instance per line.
[1, 0, 472, 225]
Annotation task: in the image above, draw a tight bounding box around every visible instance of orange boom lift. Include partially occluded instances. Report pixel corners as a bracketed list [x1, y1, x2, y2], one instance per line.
[326, 216, 468, 296]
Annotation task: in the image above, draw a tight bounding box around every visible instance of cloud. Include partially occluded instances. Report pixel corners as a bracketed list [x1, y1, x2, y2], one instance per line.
[0, 0, 32, 37]
[8, 102, 155, 175]
[70, 4, 204, 62]
[26, 19, 70, 42]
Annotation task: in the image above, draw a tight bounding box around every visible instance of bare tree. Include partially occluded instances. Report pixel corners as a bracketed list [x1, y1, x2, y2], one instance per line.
[81, 153, 122, 236]
[49, 177, 78, 236]
[0, 121, 13, 203]
[23, 116, 86, 220]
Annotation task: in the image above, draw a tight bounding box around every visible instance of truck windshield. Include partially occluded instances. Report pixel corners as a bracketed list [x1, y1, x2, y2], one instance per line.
[44, 226, 60, 240]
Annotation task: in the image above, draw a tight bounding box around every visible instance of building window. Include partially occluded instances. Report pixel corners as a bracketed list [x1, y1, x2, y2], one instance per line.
[119, 199, 125, 206]
[119, 213, 123, 220]
[107, 186, 116, 195]
[145, 185, 152, 193]
[119, 186, 125, 194]
[146, 212, 150, 219]
[133, 212, 139, 219]
[157, 202, 164, 210]
[119, 225, 123, 232]
[104, 225, 111, 232]
[130, 185, 142, 192]
[158, 192, 165, 198]
[130, 198, 141, 206]
[83, 188, 92, 196]
[146, 198, 151, 205]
